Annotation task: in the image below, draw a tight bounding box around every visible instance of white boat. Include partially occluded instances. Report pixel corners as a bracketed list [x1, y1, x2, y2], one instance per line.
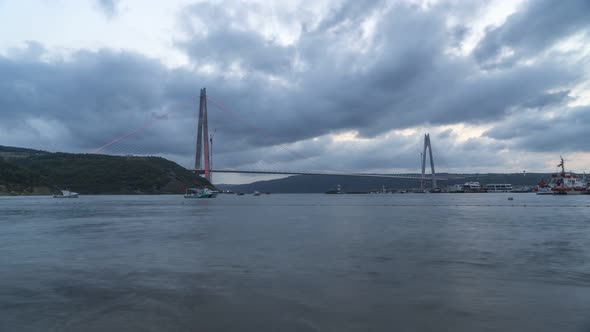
[53, 190, 79, 198]
[184, 188, 217, 198]
[448, 184, 465, 193]
[253, 191, 261, 196]
[325, 185, 344, 194]
[484, 184, 513, 193]
[464, 181, 485, 193]
[536, 157, 587, 195]
[535, 185, 553, 195]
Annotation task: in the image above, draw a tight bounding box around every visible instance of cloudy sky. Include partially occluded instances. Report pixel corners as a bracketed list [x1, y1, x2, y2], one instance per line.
[1, 0, 589, 183]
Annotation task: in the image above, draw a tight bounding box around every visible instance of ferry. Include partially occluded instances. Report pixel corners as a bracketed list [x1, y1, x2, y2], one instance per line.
[484, 184, 513, 193]
[536, 157, 587, 195]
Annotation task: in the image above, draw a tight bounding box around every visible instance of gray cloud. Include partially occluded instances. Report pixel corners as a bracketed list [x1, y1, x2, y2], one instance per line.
[179, 1, 580, 147]
[483, 106, 590, 153]
[474, 0, 590, 67]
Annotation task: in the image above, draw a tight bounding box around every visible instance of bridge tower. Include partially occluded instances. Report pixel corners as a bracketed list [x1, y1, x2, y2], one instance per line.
[195, 88, 211, 182]
[420, 133, 437, 190]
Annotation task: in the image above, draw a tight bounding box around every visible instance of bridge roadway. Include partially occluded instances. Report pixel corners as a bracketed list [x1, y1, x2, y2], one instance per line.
[193, 169, 448, 181]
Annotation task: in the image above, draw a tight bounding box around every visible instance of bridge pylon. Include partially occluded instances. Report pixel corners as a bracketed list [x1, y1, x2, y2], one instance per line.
[420, 133, 437, 190]
[195, 88, 211, 182]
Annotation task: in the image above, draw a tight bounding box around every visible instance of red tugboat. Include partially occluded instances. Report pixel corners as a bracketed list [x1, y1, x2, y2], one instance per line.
[538, 157, 587, 195]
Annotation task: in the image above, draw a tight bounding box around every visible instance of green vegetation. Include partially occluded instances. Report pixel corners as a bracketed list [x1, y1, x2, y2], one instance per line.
[0, 146, 211, 195]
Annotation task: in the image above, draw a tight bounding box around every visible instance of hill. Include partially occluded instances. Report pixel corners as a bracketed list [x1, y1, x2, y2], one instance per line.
[0, 145, 48, 160]
[0, 146, 212, 195]
[217, 173, 550, 193]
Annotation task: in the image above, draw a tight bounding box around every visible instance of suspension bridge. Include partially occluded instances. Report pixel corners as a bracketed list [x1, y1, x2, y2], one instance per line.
[191, 88, 446, 188]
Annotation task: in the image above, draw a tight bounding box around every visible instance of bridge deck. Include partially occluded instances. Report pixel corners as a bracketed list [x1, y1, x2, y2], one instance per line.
[192, 169, 447, 181]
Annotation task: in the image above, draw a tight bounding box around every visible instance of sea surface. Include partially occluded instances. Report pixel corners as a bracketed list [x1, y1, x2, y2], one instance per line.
[1, 193, 590, 331]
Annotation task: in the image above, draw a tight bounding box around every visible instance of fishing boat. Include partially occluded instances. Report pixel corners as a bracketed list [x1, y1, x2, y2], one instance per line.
[536, 157, 587, 195]
[184, 188, 217, 199]
[53, 190, 79, 198]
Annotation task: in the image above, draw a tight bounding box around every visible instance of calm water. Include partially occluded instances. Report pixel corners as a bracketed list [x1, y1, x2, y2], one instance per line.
[2, 193, 590, 331]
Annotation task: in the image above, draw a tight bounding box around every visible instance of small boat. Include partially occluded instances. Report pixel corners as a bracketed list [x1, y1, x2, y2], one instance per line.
[53, 190, 79, 198]
[236, 192, 245, 196]
[184, 188, 217, 199]
[253, 191, 261, 196]
[325, 185, 344, 194]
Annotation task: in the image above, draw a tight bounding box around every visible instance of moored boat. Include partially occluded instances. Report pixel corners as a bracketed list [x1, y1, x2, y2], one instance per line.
[464, 181, 486, 193]
[484, 184, 513, 193]
[537, 158, 587, 195]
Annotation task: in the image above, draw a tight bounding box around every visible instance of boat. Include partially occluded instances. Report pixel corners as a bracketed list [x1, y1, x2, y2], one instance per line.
[429, 187, 442, 193]
[236, 192, 245, 196]
[511, 186, 533, 193]
[253, 191, 261, 196]
[53, 190, 79, 198]
[370, 185, 390, 194]
[464, 181, 486, 193]
[184, 188, 217, 199]
[448, 184, 465, 193]
[540, 157, 587, 195]
[484, 184, 513, 193]
[534, 180, 553, 195]
[325, 185, 344, 194]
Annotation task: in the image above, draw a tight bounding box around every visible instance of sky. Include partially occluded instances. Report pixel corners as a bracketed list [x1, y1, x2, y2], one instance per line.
[1, 0, 589, 184]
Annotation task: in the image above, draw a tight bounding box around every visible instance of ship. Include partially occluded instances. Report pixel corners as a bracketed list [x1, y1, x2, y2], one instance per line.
[535, 157, 587, 195]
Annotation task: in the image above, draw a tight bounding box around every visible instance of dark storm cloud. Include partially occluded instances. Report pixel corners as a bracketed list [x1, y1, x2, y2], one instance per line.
[474, 0, 590, 67]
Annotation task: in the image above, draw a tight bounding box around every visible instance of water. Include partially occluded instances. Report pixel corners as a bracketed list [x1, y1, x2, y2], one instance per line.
[2, 193, 590, 331]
